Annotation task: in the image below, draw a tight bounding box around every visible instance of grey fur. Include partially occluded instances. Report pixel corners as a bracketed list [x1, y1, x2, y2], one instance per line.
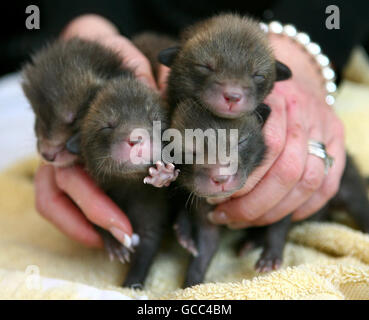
[21, 38, 127, 164]
[160, 13, 291, 117]
[80, 76, 170, 288]
[170, 101, 269, 287]
[132, 32, 177, 81]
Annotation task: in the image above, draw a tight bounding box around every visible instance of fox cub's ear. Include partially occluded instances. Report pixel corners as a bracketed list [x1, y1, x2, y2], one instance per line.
[275, 60, 292, 81]
[158, 46, 181, 67]
[255, 103, 271, 127]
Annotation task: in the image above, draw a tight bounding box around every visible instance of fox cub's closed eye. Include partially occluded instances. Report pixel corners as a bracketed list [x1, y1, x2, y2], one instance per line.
[100, 122, 116, 132]
[194, 64, 214, 72]
[238, 136, 250, 145]
[253, 74, 266, 83]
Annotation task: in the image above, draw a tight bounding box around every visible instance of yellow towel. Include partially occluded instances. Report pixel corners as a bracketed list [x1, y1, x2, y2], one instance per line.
[0, 48, 368, 300]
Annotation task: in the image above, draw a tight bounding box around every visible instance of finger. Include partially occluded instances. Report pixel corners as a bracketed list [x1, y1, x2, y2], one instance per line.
[251, 148, 326, 226]
[149, 167, 158, 175]
[293, 121, 346, 221]
[35, 164, 103, 248]
[157, 64, 171, 97]
[143, 176, 153, 184]
[227, 222, 251, 229]
[231, 93, 288, 198]
[166, 163, 175, 170]
[55, 165, 133, 245]
[102, 36, 157, 90]
[251, 127, 326, 226]
[212, 98, 307, 224]
[156, 161, 164, 170]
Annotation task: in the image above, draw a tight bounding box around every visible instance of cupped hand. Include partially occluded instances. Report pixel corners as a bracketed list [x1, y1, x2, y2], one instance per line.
[34, 14, 170, 247]
[61, 14, 170, 94]
[35, 164, 133, 247]
[208, 34, 346, 228]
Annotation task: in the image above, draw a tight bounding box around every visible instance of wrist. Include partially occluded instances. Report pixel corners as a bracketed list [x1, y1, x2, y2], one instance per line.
[264, 21, 337, 105]
[60, 14, 120, 41]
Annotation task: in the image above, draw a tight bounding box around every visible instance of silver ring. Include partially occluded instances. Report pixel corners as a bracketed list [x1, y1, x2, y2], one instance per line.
[308, 139, 334, 174]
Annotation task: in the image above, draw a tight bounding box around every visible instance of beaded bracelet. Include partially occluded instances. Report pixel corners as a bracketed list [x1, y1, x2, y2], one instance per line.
[260, 21, 337, 106]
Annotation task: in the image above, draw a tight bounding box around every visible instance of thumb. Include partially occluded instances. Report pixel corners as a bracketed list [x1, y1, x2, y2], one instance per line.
[55, 165, 134, 247]
[157, 64, 171, 97]
[105, 36, 157, 90]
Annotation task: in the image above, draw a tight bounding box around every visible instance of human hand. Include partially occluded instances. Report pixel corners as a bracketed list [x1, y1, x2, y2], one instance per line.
[61, 14, 170, 94]
[208, 34, 346, 228]
[35, 164, 133, 248]
[35, 14, 168, 248]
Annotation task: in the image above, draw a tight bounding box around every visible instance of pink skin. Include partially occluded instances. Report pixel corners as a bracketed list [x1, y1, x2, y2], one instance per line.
[202, 83, 255, 118]
[143, 164, 241, 196]
[35, 164, 133, 248]
[35, 14, 345, 248]
[193, 166, 243, 198]
[173, 222, 199, 257]
[144, 161, 243, 197]
[143, 161, 180, 187]
[53, 150, 78, 167]
[111, 136, 152, 165]
[143, 163, 242, 195]
[34, 13, 172, 248]
[210, 34, 346, 228]
[206, 196, 230, 204]
[38, 140, 78, 168]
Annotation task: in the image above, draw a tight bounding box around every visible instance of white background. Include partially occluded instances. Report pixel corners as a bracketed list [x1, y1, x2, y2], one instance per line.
[0, 73, 37, 170]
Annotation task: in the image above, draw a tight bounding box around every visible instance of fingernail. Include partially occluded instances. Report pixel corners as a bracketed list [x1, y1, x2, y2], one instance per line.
[207, 211, 228, 224]
[132, 233, 140, 247]
[110, 227, 132, 248]
[206, 197, 230, 205]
